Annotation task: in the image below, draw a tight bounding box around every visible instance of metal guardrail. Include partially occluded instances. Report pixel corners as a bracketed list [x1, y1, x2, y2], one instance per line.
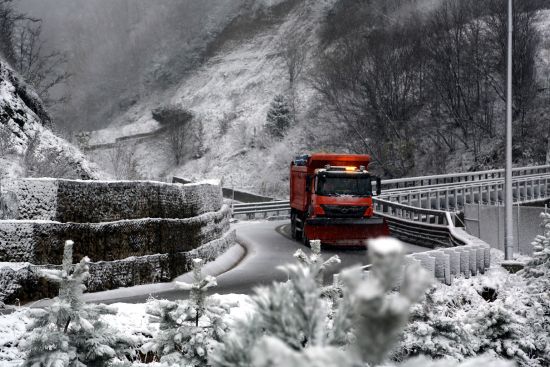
[380, 173, 550, 210]
[232, 200, 290, 216]
[376, 164, 550, 191]
[373, 197, 461, 248]
[229, 165, 550, 248]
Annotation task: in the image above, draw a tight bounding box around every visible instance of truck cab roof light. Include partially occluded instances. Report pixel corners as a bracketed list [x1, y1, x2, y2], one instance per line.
[345, 166, 357, 171]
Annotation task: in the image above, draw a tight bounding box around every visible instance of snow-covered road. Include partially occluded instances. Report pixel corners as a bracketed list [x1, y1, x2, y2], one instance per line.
[29, 220, 429, 306]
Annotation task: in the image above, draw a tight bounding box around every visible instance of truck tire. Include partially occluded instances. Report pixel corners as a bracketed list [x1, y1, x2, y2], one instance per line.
[302, 218, 309, 247]
[290, 212, 297, 240]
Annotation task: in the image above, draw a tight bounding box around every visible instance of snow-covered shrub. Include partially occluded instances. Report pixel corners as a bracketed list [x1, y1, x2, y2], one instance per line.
[21, 240, 137, 366]
[397, 283, 481, 361]
[142, 258, 231, 366]
[398, 260, 545, 366]
[211, 237, 432, 367]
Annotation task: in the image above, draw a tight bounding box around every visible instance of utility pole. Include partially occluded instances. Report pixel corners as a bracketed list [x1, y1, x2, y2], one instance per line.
[505, 0, 514, 260]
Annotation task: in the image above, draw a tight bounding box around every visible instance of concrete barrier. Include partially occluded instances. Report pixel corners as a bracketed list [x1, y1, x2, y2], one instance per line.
[406, 234, 492, 284]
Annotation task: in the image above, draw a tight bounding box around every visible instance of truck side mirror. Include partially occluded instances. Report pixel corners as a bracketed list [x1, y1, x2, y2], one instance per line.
[305, 175, 311, 193]
[376, 177, 381, 196]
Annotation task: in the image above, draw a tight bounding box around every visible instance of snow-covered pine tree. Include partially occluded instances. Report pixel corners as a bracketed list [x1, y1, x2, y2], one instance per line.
[210, 263, 328, 367]
[517, 212, 550, 366]
[519, 212, 550, 287]
[177, 258, 218, 326]
[22, 240, 134, 367]
[211, 237, 433, 367]
[142, 258, 231, 366]
[265, 94, 291, 139]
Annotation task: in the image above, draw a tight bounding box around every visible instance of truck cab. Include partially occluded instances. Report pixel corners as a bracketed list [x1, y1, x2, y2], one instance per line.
[290, 154, 389, 246]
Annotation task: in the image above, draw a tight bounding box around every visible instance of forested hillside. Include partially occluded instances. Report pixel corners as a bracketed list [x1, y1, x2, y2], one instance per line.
[8, 0, 550, 195]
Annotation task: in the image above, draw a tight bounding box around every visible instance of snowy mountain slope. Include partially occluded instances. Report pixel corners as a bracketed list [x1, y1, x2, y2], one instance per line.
[86, 0, 334, 195]
[0, 60, 100, 180]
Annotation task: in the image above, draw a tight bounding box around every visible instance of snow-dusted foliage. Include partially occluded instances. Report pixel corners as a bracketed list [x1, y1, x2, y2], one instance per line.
[142, 258, 232, 366]
[517, 212, 550, 365]
[211, 237, 433, 367]
[21, 240, 136, 366]
[398, 213, 550, 367]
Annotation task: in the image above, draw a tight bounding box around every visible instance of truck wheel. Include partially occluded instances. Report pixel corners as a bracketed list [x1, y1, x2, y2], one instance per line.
[302, 229, 309, 247]
[295, 215, 302, 241]
[290, 212, 297, 240]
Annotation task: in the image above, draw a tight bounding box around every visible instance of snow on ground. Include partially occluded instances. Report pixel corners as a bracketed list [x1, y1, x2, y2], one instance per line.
[0, 294, 252, 366]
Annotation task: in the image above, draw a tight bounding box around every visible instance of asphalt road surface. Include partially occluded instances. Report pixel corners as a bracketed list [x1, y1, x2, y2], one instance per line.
[30, 220, 430, 306]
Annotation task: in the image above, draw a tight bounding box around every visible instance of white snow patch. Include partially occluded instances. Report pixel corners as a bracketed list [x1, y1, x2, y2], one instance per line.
[184, 178, 221, 187]
[0, 294, 252, 365]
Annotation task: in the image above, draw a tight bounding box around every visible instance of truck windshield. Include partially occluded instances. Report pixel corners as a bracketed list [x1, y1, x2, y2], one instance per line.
[316, 175, 372, 197]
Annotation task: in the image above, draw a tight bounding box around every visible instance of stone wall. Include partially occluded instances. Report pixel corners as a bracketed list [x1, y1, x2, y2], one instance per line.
[0, 230, 236, 304]
[1, 178, 223, 222]
[0, 178, 234, 304]
[0, 205, 230, 264]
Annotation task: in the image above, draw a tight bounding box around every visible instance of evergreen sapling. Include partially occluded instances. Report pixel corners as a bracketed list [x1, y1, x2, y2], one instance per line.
[265, 94, 291, 139]
[22, 240, 134, 367]
[142, 258, 231, 366]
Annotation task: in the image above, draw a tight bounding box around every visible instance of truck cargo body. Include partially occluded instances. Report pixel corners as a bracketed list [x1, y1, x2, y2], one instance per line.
[290, 153, 389, 246]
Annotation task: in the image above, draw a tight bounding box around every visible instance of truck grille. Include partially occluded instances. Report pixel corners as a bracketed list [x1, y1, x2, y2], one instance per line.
[320, 205, 367, 218]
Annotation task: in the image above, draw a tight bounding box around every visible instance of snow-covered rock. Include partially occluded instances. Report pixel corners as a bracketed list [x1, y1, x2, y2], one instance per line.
[0, 59, 99, 180]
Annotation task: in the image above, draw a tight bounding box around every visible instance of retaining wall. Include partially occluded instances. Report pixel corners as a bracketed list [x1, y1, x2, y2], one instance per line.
[0, 230, 236, 304]
[0, 205, 230, 264]
[1, 178, 222, 222]
[0, 178, 234, 304]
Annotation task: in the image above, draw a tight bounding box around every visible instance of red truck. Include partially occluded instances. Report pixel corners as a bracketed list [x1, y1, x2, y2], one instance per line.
[290, 153, 390, 246]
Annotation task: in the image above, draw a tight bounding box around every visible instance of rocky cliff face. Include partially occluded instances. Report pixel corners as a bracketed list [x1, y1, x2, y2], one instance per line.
[0, 60, 99, 180]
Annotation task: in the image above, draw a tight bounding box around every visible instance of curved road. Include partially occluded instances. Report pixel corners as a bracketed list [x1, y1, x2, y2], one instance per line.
[31, 220, 429, 306]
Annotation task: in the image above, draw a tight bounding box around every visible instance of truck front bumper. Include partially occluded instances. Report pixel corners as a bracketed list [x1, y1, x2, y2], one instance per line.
[304, 216, 389, 245]
[306, 217, 385, 226]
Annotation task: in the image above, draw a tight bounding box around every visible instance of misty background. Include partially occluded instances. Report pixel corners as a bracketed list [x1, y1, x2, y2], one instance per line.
[2, 0, 550, 194]
[15, 0, 252, 133]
